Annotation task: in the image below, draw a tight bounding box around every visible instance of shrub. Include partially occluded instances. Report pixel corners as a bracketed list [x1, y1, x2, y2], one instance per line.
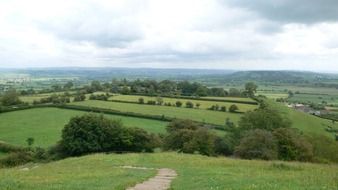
[0, 152, 33, 167]
[235, 129, 278, 160]
[229, 104, 239, 113]
[273, 128, 313, 162]
[175, 101, 182, 107]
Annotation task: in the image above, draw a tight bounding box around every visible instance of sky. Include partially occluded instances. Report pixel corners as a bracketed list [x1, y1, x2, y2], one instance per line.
[0, 0, 338, 71]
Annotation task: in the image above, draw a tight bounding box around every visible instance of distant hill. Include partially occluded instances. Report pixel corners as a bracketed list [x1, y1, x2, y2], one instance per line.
[221, 71, 338, 84]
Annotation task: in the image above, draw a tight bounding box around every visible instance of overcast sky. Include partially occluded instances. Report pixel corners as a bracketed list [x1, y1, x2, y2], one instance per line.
[0, 0, 338, 71]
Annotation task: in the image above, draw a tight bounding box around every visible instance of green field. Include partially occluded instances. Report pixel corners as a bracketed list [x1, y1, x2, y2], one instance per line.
[288, 93, 338, 106]
[0, 108, 168, 147]
[70, 100, 243, 126]
[109, 95, 257, 112]
[201, 96, 256, 102]
[257, 92, 289, 99]
[1, 152, 337, 190]
[0, 154, 156, 190]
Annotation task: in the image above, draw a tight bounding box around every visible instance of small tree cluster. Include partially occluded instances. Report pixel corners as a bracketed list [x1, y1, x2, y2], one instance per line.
[33, 94, 70, 105]
[89, 94, 109, 101]
[57, 114, 161, 156]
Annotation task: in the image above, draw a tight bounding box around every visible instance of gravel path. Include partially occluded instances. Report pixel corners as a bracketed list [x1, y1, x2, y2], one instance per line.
[126, 167, 177, 190]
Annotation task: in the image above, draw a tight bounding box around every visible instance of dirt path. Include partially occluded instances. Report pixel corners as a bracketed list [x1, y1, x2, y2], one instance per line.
[125, 167, 177, 190]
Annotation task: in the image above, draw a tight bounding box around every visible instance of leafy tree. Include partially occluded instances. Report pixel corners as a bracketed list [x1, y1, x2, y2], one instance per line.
[273, 128, 313, 161]
[220, 106, 226, 112]
[185, 101, 194, 108]
[91, 81, 103, 91]
[164, 119, 216, 156]
[244, 82, 258, 97]
[175, 101, 182, 107]
[1, 89, 23, 106]
[138, 97, 144, 104]
[73, 92, 86, 102]
[156, 97, 164, 105]
[60, 114, 125, 156]
[63, 81, 74, 90]
[229, 104, 239, 113]
[238, 108, 291, 131]
[229, 88, 241, 97]
[121, 86, 130, 95]
[26, 137, 35, 147]
[235, 129, 278, 160]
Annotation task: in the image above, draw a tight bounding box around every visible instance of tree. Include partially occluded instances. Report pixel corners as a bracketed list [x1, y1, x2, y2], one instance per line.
[238, 108, 291, 131]
[73, 92, 86, 102]
[196, 103, 201, 109]
[138, 97, 144, 104]
[164, 119, 216, 156]
[26, 137, 35, 147]
[63, 81, 74, 90]
[220, 106, 226, 112]
[91, 81, 103, 91]
[121, 86, 130, 95]
[229, 88, 241, 97]
[273, 128, 313, 161]
[185, 101, 194, 108]
[235, 129, 278, 160]
[156, 97, 164, 105]
[244, 82, 258, 97]
[175, 101, 182, 107]
[229, 104, 239, 113]
[60, 114, 125, 156]
[1, 89, 23, 106]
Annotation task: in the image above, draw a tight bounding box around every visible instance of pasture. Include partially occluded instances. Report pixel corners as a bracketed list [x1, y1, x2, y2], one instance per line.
[0, 108, 168, 147]
[109, 95, 257, 112]
[70, 100, 243, 126]
[288, 93, 338, 106]
[0, 152, 337, 190]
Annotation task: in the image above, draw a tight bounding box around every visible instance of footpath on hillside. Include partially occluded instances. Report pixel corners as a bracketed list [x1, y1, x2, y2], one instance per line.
[120, 166, 177, 190]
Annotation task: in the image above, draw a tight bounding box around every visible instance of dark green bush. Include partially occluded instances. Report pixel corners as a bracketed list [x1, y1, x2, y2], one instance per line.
[273, 128, 313, 162]
[235, 129, 278, 160]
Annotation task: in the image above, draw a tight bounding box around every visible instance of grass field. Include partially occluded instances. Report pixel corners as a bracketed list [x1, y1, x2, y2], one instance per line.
[257, 92, 289, 99]
[70, 100, 243, 126]
[0, 154, 156, 190]
[0, 108, 168, 147]
[109, 95, 257, 112]
[288, 93, 338, 106]
[1, 152, 337, 190]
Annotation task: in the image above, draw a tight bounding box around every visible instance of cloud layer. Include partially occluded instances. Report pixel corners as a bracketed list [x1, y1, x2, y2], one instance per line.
[0, 0, 338, 71]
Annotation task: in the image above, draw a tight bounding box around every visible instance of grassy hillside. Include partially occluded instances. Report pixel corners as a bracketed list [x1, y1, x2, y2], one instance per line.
[70, 100, 243, 125]
[0, 108, 168, 147]
[267, 100, 338, 139]
[1, 152, 337, 190]
[109, 95, 257, 111]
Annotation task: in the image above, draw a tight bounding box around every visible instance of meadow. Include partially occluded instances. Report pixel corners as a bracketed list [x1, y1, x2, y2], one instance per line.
[109, 95, 257, 111]
[288, 93, 338, 106]
[0, 152, 337, 190]
[0, 108, 168, 147]
[70, 100, 243, 126]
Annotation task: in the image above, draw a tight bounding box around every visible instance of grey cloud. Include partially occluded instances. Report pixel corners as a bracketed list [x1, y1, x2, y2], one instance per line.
[226, 0, 338, 24]
[38, 4, 143, 48]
